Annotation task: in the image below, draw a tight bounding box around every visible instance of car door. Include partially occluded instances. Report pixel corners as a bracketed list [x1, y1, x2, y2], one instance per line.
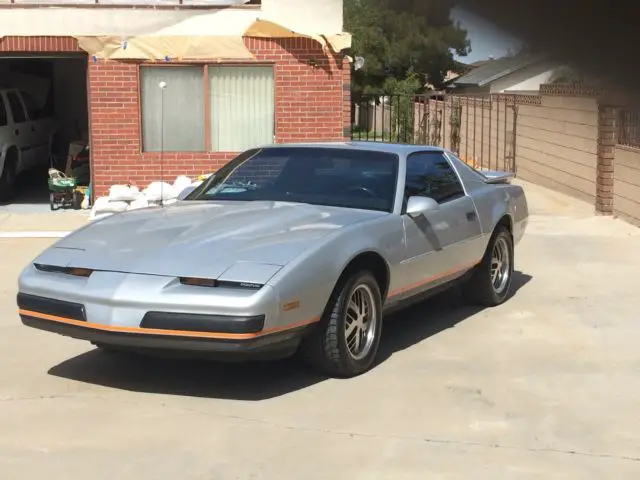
[398, 150, 483, 298]
[0, 93, 10, 161]
[5, 90, 31, 171]
[19, 90, 49, 168]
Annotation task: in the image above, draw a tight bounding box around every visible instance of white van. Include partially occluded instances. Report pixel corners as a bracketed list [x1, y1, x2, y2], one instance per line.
[0, 88, 56, 201]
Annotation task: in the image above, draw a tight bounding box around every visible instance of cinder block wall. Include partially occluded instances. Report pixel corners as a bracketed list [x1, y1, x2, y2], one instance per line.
[613, 146, 640, 225]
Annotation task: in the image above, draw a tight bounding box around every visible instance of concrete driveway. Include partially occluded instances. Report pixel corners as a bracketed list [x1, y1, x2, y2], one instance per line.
[1, 181, 639, 479]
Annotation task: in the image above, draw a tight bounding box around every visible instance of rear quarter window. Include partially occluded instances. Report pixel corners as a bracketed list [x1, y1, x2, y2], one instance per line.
[6, 92, 26, 124]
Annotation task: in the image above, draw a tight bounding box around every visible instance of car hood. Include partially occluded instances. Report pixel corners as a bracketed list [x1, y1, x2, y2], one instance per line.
[35, 201, 384, 282]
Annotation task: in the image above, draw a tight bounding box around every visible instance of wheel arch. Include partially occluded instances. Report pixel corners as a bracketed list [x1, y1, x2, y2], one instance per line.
[494, 213, 513, 236]
[1, 145, 19, 174]
[336, 250, 391, 302]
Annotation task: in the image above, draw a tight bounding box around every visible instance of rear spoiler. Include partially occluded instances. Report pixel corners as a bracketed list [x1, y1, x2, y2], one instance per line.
[482, 170, 515, 184]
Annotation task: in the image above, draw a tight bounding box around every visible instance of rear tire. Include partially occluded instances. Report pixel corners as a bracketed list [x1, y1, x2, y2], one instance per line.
[462, 226, 514, 306]
[301, 271, 383, 378]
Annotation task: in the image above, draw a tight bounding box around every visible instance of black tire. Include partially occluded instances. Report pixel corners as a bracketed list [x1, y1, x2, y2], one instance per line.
[72, 190, 83, 210]
[301, 271, 383, 378]
[462, 226, 514, 306]
[0, 151, 17, 203]
[49, 192, 57, 211]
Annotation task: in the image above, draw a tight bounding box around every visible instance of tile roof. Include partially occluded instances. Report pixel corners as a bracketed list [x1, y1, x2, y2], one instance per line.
[451, 54, 546, 87]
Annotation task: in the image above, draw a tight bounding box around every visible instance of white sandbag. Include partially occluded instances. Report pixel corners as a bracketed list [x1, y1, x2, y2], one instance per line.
[173, 175, 193, 193]
[143, 181, 176, 202]
[90, 196, 110, 214]
[108, 184, 141, 202]
[101, 200, 129, 213]
[127, 197, 149, 211]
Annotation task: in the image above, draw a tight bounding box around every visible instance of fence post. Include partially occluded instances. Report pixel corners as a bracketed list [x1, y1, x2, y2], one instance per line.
[596, 104, 617, 215]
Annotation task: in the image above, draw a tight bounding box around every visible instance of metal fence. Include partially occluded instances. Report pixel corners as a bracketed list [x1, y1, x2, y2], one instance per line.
[618, 108, 640, 148]
[352, 93, 519, 173]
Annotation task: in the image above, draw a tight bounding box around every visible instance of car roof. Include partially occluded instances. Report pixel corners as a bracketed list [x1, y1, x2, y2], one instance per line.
[259, 141, 445, 155]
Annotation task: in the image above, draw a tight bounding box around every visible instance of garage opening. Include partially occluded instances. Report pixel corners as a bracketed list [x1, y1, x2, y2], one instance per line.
[0, 53, 90, 211]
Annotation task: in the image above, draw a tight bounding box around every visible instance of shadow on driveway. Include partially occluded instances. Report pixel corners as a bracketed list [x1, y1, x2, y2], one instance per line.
[48, 272, 532, 401]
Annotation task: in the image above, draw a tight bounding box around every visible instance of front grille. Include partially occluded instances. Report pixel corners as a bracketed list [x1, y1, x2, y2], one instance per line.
[17, 293, 87, 321]
[141, 311, 265, 334]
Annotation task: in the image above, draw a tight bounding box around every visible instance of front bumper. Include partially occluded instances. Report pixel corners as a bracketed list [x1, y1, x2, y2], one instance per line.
[18, 293, 312, 358]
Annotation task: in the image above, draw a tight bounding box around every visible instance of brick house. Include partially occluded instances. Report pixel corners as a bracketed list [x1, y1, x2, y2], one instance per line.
[0, 0, 351, 197]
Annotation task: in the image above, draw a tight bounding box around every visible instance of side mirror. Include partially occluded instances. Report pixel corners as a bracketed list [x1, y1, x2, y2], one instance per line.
[406, 196, 439, 218]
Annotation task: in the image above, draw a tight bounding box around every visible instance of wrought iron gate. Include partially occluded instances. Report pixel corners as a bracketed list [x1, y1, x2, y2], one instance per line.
[351, 94, 519, 173]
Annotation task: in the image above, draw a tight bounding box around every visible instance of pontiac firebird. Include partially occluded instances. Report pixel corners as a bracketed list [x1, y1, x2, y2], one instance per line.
[17, 142, 528, 378]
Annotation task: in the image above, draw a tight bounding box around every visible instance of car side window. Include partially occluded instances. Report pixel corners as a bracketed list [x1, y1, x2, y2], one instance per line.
[405, 151, 465, 204]
[0, 96, 7, 127]
[7, 92, 26, 124]
[20, 91, 42, 121]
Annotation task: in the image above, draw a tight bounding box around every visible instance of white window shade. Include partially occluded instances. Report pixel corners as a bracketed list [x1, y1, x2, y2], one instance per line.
[209, 66, 274, 152]
[141, 66, 205, 152]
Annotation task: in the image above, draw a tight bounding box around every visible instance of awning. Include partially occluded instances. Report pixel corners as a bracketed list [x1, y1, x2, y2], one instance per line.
[244, 19, 352, 53]
[0, 3, 351, 62]
[74, 19, 351, 61]
[75, 35, 254, 61]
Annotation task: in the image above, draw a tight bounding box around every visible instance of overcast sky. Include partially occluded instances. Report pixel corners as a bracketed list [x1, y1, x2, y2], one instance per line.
[450, 6, 524, 63]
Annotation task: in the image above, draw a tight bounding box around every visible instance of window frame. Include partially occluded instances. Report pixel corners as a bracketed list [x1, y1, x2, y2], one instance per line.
[20, 90, 43, 121]
[138, 62, 276, 154]
[402, 150, 467, 210]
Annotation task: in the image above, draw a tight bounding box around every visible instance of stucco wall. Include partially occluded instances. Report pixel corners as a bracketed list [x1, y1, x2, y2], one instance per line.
[0, 0, 343, 36]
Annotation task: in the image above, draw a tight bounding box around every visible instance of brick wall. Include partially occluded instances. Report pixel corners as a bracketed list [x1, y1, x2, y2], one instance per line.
[89, 37, 348, 195]
[596, 105, 616, 214]
[0, 36, 81, 52]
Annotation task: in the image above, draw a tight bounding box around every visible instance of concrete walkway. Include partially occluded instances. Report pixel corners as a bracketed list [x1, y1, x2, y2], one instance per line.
[1, 180, 640, 479]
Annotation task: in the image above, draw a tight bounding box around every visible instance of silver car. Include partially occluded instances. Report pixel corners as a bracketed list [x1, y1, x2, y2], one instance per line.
[18, 142, 528, 377]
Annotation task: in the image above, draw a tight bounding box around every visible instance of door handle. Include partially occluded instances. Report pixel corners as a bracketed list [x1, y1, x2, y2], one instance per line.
[14, 129, 19, 136]
[466, 211, 477, 221]
[31, 125, 35, 132]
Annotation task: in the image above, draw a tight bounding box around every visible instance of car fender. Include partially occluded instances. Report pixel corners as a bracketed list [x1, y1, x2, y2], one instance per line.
[266, 215, 403, 324]
[0, 143, 20, 177]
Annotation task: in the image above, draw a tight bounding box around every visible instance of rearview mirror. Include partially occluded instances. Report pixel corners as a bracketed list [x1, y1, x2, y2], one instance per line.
[406, 196, 439, 218]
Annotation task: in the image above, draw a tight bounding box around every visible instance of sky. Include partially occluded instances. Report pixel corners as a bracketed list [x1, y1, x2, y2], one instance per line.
[449, 6, 524, 64]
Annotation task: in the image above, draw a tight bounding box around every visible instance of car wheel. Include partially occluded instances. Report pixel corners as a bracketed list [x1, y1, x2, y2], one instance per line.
[301, 271, 383, 378]
[462, 226, 514, 306]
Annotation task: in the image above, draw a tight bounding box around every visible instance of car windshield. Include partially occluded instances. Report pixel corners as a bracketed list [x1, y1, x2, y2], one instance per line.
[186, 147, 399, 213]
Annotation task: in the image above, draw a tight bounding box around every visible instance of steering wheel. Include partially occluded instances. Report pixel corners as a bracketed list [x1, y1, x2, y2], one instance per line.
[340, 185, 377, 198]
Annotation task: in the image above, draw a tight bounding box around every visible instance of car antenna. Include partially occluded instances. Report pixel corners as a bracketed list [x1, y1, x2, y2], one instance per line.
[158, 80, 167, 207]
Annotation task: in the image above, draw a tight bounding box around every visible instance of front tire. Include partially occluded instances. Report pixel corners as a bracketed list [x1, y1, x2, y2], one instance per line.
[301, 271, 383, 378]
[462, 226, 514, 306]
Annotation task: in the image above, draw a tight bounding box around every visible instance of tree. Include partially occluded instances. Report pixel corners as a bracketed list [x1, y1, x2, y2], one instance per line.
[345, 0, 470, 97]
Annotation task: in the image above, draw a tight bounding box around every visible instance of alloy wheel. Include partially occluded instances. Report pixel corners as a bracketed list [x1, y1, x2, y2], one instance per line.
[344, 284, 378, 361]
